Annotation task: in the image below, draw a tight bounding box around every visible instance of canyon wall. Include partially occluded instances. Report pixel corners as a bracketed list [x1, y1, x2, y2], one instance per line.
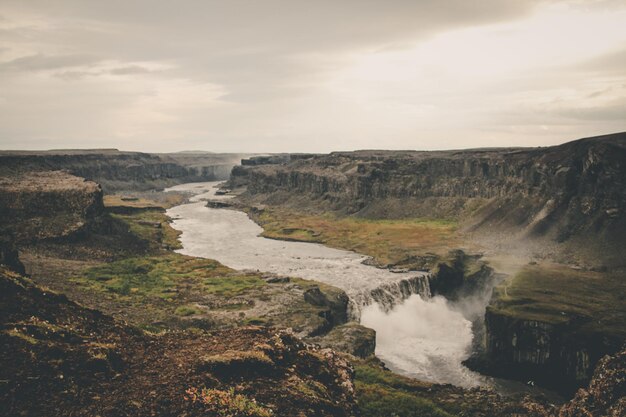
[231, 133, 626, 268]
[480, 309, 622, 393]
[0, 149, 250, 192]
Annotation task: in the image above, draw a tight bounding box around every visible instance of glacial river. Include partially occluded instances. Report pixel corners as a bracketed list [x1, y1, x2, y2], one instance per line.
[166, 182, 485, 388]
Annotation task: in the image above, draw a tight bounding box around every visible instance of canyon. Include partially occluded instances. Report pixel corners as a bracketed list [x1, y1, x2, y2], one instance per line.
[0, 133, 625, 416]
[0, 149, 251, 192]
[227, 132, 626, 394]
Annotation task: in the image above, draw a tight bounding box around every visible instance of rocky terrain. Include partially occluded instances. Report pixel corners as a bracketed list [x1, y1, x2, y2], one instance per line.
[0, 149, 251, 192]
[0, 267, 358, 417]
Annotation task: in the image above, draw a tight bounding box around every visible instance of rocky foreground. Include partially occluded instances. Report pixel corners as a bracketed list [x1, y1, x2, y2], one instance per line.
[0, 267, 357, 417]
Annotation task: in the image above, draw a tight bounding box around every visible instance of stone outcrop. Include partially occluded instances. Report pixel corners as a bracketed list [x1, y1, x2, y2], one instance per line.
[303, 285, 350, 333]
[0, 238, 25, 274]
[428, 249, 495, 300]
[310, 322, 376, 358]
[0, 171, 105, 243]
[522, 346, 626, 416]
[558, 346, 626, 417]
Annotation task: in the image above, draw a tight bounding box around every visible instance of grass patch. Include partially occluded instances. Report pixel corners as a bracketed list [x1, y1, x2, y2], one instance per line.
[357, 384, 454, 417]
[490, 264, 626, 338]
[111, 210, 182, 251]
[354, 363, 454, 417]
[175, 305, 201, 316]
[243, 317, 268, 326]
[72, 253, 265, 301]
[185, 387, 273, 417]
[251, 208, 459, 267]
[203, 275, 267, 297]
[104, 193, 186, 209]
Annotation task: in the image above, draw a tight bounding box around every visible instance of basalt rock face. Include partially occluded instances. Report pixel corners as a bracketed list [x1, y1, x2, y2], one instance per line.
[0, 238, 25, 274]
[558, 346, 626, 417]
[0, 149, 248, 192]
[522, 346, 626, 416]
[478, 309, 624, 395]
[231, 133, 626, 267]
[0, 171, 105, 244]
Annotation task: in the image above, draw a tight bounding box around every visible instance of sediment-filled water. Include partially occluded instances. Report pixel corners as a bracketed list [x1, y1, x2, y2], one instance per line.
[166, 181, 484, 388]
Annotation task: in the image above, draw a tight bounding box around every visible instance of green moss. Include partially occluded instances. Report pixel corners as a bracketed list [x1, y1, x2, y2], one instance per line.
[203, 275, 267, 297]
[354, 363, 458, 417]
[72, 253, 264, 301]
[293, 379, 328, 399]
[489, 264, 626, 338]
[111, 210, 182, 250]
[243, 317, 268, 326]
[185, 387, 273, 417]
[175, 305, 200, 316]
[357, 383, 454, 417]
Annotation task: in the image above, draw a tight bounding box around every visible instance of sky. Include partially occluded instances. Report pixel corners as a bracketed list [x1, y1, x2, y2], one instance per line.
[0, 0, 625, 153]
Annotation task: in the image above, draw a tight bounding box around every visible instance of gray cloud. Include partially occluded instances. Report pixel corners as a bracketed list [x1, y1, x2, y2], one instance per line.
[109, 65, 153, 75]
[0, 0, 624, 152]
[0, 53, 99, 72]
[579, 46, 626, 74]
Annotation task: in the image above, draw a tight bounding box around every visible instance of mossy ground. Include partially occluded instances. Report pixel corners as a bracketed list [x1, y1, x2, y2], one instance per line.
[104, 193, 186, 209]
[353, 360, 525, 417]
[250, 207, 460, 268]
[489, 263, 626, 339]
[110, 210, 183, 251]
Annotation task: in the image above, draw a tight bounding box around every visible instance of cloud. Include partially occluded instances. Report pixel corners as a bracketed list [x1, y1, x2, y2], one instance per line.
[109, 65, 153, 75]
[579, 46, 626, 74]
[0, 53, 99, 72]
[0, 0, 624, 152]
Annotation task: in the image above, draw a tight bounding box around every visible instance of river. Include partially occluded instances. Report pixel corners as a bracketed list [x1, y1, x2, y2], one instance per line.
[166, 181, 487, 388]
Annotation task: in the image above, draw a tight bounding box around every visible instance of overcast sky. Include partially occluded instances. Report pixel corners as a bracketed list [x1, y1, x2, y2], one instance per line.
[1, 0, 625, 152]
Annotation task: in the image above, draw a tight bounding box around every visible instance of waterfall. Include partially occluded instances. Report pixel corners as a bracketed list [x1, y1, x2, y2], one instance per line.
[348, 273, 432, 320]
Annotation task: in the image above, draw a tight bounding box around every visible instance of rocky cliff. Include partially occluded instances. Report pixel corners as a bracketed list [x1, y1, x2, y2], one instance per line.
[0, 171, 105, 243]
[0, 149, 249, 192]
[522, 345, 626, 416]
[471, 264, 626, 395]
[481, 310, 621, 394]
[230, 132, 626, 268]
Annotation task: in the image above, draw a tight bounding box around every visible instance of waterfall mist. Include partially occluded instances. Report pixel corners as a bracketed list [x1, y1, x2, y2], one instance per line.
[361, 294, 485, 388]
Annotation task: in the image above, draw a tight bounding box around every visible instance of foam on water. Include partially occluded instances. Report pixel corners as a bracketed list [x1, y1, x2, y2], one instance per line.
[361, 294, 483, 387]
